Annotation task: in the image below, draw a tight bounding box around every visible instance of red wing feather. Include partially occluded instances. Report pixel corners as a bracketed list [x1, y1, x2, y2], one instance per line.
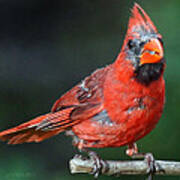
[51, 67, 110, 113]
[0, 108, 76, 144]
[0, 67, 110, 144]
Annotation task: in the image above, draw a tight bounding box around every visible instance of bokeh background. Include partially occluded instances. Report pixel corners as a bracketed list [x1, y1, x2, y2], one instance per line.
[0, 0, 179, 180]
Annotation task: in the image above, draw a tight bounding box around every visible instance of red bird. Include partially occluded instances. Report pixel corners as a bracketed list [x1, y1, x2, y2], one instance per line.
[0, 3, 165, 177]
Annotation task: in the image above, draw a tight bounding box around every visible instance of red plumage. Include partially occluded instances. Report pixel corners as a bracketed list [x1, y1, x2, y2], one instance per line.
[0, 3, 165, 154]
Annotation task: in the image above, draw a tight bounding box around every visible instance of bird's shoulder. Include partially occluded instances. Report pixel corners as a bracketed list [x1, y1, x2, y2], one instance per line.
[51, 65, 111, 113]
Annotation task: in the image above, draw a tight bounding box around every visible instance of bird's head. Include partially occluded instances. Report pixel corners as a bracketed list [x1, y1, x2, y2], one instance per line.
[116, 3, 165, 85]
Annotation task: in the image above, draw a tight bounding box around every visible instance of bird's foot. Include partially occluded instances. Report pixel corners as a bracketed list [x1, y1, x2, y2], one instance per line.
[144, 153, 156, 180]
[132, 153, 156, 180]
[73, 152, 108, 178]
[126, 143, 156, 180]
[88, 151, 107, 178]
[76, 141, 108, 177]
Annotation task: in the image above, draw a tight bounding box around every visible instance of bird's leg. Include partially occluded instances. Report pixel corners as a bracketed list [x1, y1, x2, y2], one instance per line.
[126, 142, 138, 156]
[126, 143, 156, 180]
[75, 140, 108, 178]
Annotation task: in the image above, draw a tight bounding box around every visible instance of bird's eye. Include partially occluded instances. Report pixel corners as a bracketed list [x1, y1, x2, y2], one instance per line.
[127, 39, 135, 49]
[139, 41, 146, 47]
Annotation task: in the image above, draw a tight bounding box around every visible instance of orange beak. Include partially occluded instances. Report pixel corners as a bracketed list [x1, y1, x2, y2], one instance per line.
[140, 38, 164, 65]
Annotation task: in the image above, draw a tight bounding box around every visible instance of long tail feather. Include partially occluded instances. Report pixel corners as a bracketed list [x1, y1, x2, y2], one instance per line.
[0, 107, 76, 144]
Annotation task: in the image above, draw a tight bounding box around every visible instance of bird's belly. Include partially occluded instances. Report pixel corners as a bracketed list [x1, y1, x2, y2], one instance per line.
[71, 94, 164, 148]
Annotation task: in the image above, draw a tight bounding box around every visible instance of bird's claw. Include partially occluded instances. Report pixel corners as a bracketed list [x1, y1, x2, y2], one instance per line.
[144, 153, 156, 180]
[88, 151, 105, 178]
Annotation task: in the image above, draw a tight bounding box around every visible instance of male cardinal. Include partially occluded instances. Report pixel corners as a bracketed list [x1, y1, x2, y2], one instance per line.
[0, 3, 165, 178]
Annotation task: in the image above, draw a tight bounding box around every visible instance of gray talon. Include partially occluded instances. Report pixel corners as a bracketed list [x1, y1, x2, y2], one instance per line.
[88, 151, 103, 178]
[144, 153, 156, 180]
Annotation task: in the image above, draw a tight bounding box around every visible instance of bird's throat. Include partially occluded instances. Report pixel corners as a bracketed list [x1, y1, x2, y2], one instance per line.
[134, 62, 164, 85]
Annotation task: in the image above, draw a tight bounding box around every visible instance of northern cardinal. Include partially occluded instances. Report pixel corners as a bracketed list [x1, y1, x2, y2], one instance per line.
[0, 3, 165, 177]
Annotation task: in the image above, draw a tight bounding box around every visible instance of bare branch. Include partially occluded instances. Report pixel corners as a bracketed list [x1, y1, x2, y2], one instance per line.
[69, 155, 180, 177]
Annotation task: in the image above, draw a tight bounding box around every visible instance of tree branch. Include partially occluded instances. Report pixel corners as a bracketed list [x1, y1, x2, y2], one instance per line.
[69, 155, 180, 177]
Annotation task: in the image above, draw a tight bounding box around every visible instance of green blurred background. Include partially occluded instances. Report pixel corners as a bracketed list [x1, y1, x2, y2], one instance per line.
[0, 0, 179, 180]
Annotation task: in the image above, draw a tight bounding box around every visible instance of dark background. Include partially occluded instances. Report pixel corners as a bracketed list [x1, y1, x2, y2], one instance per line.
[0, 0, 179, 180]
